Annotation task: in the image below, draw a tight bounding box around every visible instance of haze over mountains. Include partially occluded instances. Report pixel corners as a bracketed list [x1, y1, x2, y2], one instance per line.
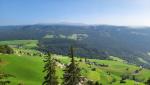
[0, 24, 150, 68]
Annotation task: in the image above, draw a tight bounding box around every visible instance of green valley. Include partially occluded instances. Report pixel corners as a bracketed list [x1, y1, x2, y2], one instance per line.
[0, 40, 150, 85]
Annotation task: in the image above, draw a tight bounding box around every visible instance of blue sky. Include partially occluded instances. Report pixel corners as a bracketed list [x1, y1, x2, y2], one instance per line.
[0, 0, 150, 26]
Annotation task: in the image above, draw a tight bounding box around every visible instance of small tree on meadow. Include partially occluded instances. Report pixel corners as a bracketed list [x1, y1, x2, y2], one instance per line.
[85, 58, 87, 62]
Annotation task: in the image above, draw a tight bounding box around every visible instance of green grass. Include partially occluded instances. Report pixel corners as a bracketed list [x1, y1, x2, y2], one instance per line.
[0, 40, 150, 85]
[43, 34, 54, 39]
[1, 53, 150, 85]
[0, 54, 44, 85]
[0, 40, 38, 49]
[109, 56, 125, 62]
[138, 57, 150, 65]
[52, 56, 150, 85]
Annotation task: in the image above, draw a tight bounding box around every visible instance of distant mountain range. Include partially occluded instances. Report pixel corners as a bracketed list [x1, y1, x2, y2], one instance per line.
[0, 24, 150, 68]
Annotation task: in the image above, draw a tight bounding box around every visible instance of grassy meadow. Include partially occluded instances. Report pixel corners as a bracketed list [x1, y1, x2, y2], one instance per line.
[0, 40, 150, 85]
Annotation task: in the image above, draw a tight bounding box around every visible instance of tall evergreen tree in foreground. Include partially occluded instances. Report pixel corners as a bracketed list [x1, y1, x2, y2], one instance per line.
[63, 46, 81, 85]
[42, 52, 58, 85]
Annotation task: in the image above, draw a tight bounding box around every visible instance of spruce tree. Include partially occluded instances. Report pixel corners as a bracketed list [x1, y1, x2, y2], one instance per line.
[63, 46, 81, 85]
[42, 52, 58, 85]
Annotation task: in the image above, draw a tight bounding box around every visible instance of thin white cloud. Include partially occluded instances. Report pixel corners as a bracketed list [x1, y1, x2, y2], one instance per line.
[131, 0, 150, 8]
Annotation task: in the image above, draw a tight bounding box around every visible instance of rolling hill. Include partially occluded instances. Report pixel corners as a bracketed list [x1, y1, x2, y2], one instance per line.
[0, 25, 150, 68]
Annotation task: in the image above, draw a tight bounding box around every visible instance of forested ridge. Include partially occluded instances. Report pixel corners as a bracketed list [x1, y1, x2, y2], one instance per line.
[1, 24, 150, 68]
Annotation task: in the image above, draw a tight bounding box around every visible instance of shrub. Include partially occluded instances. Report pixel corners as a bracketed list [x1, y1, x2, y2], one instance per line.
[120, 80, 126, 83]
[0, 45, 14, 54]
[145, 78, 150, 85]
[95, 81, 100, 85]
[86, 80, 94, 85]
[91, 68, 96, 71]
